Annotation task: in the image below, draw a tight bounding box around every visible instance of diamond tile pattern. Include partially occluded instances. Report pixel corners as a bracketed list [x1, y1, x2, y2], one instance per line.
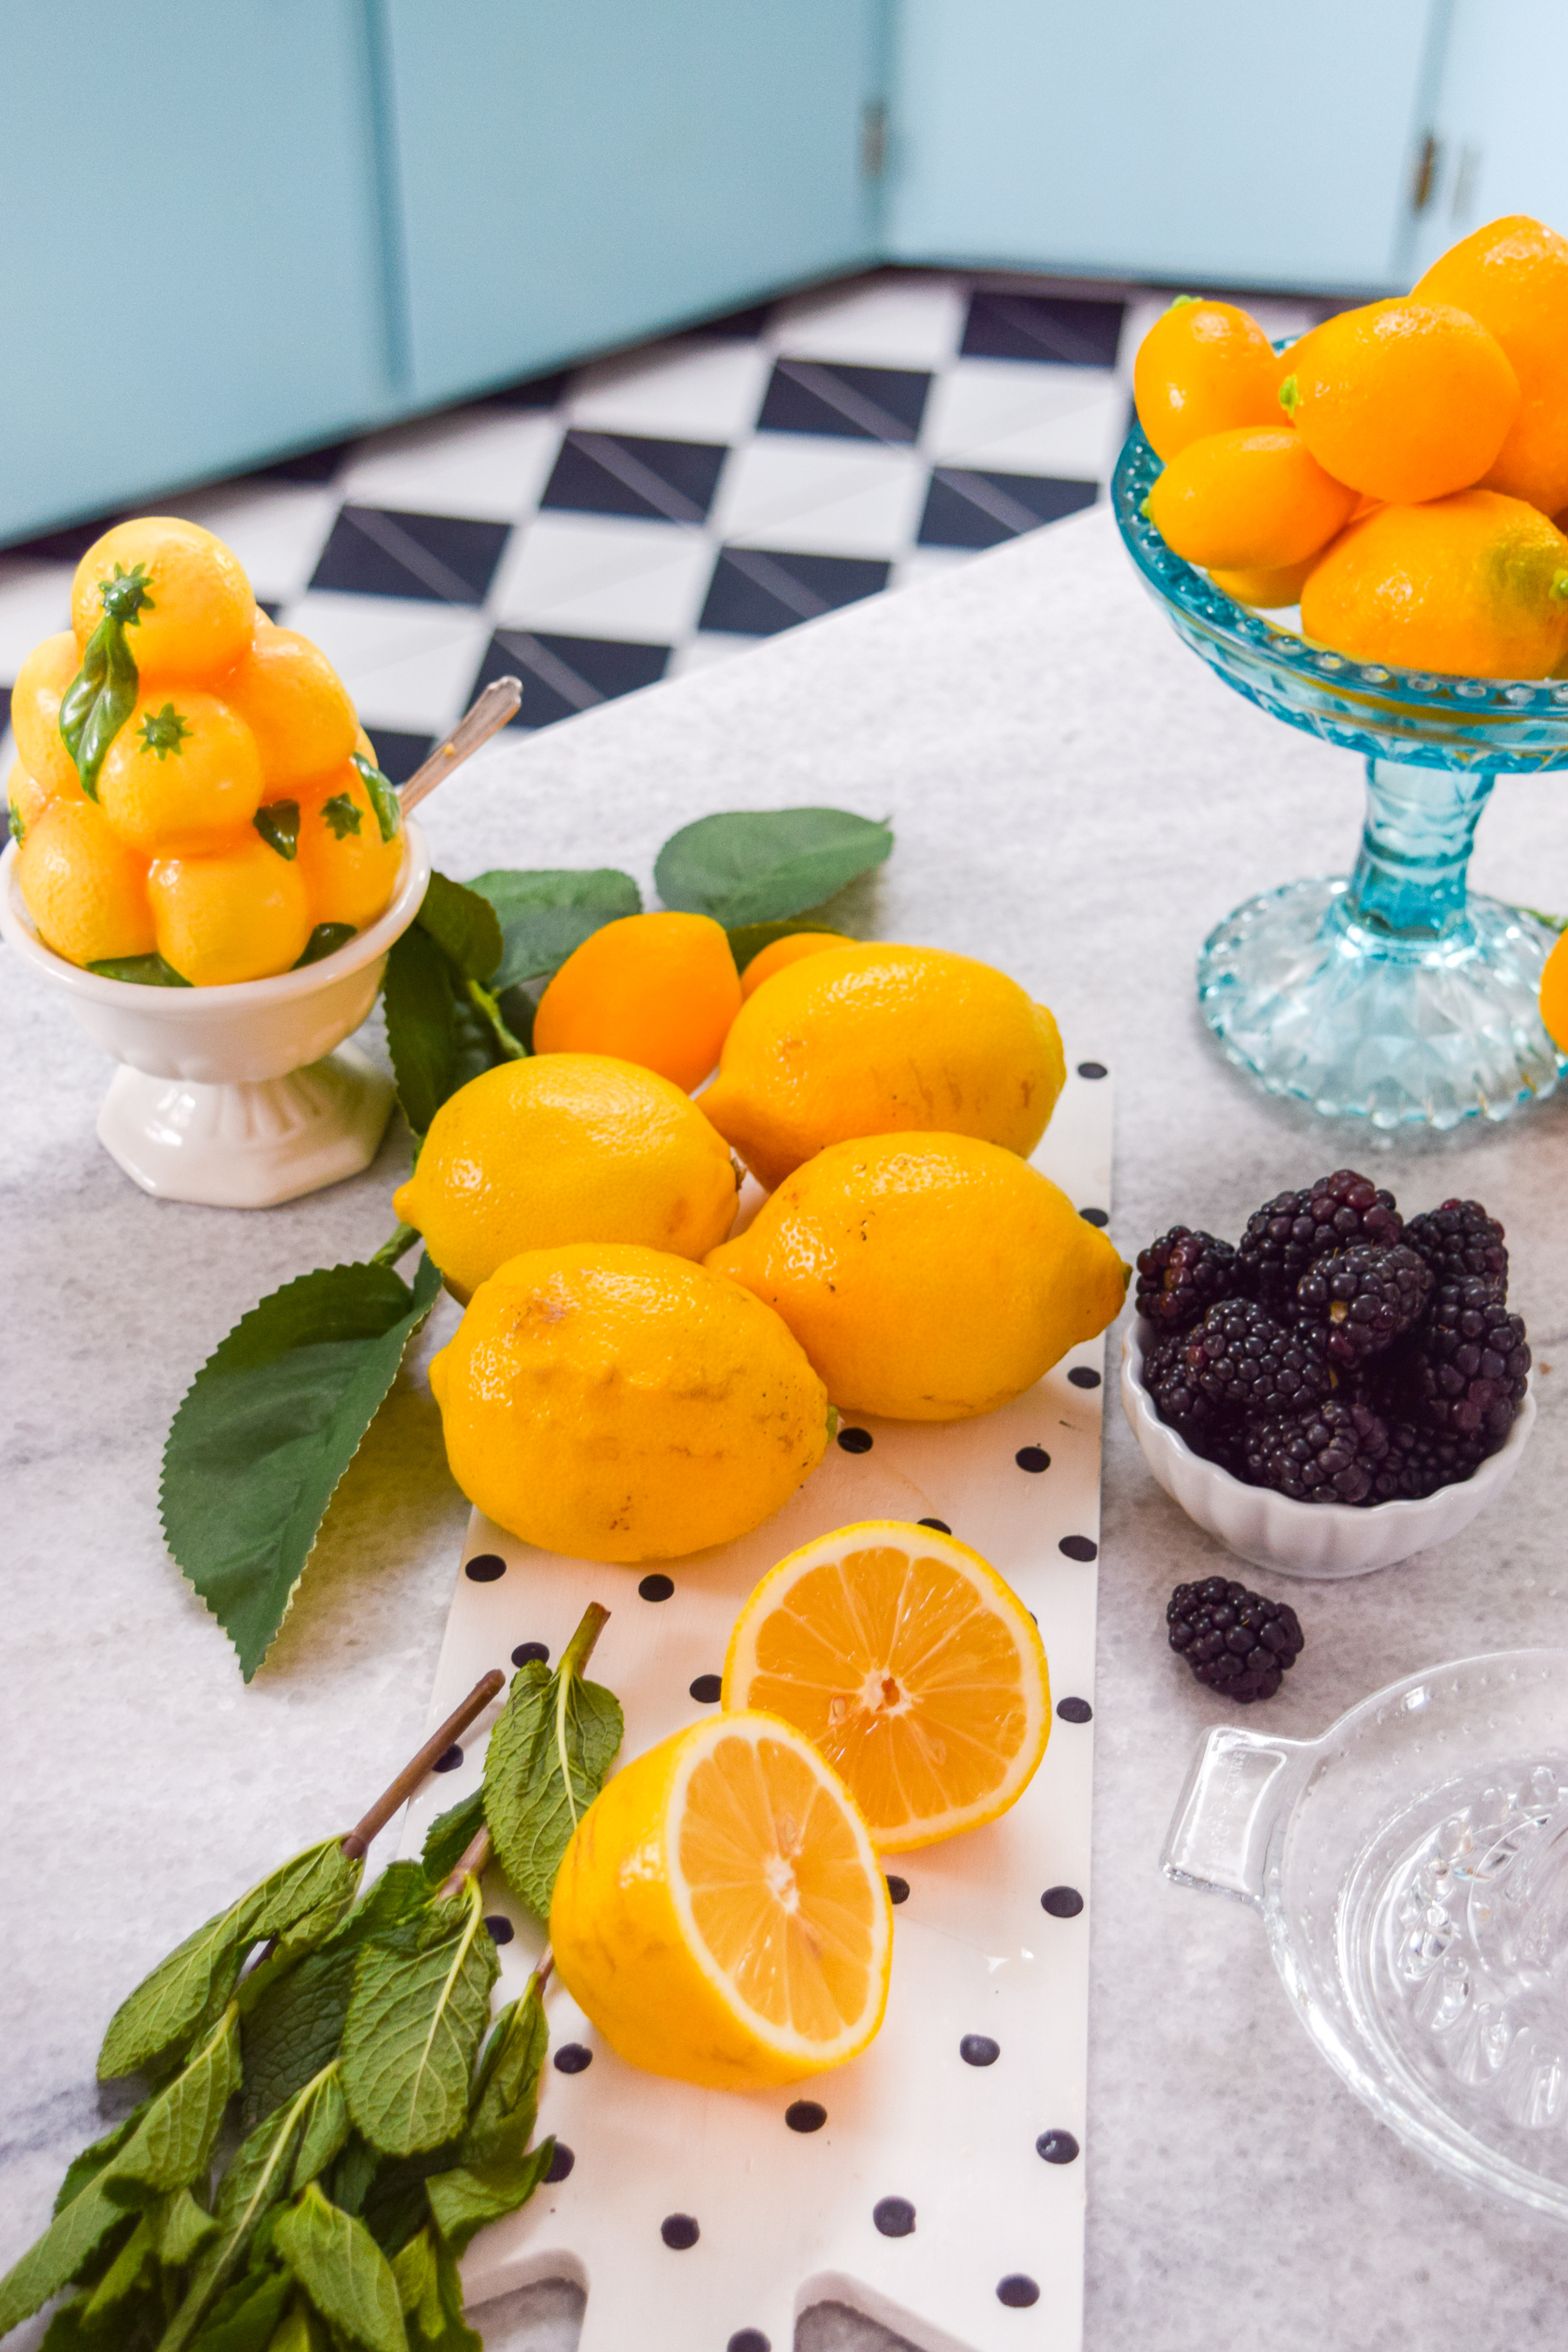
[0, 271, 1333, 760]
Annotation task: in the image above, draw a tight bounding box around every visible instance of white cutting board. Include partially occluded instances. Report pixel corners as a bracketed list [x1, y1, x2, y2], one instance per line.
[403, 1060, 1115, 2352]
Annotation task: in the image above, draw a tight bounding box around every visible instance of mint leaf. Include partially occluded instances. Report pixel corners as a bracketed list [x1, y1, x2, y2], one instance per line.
[159, 2068, 338, 2349]
[653, 808, 892, 926]
[160, 1256, 441, 1680]
[483, 1653, 623, 1923]
[0, 2176, 123, 2334]
[294, 923, 357, 970]
[182, 2264, 293, 2352]
[416, 872, 503, 984]
[82, 2213, 154, 2318]
[151, 2186, 220, 2268]
[54, 2105, 148, 2211]
[397, 2232, 480, 2352]
[424, 1983, 551, 2256]
[341, 1882, 497, 2157]
[274, 2181, 406, 2352]
[59, 582, 145, 798]
[382, 927, 459, 1140]
[291, 2071, 350, 2193]
[419, 1792, 485, 1889]
[351, 753, 402, 846]
[84, 951, 193, 986]
[466, 867, 641, 987]
[425, 2141, 551, 2264]
[106, 2008, 240, 2201]
[241, 1950, 356, 2127]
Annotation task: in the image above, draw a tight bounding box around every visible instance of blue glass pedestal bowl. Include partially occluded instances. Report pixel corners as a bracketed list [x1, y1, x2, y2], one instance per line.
[1112, 424, 1568, 1130]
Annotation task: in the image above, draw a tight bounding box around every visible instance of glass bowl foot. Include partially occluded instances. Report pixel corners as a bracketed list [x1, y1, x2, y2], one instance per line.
[1198, 879, 1565, 1130]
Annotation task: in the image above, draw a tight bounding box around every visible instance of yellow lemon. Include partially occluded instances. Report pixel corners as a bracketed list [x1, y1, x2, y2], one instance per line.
[7, 760, 57, 848]
[700, 943, 1065, 1190]
[550, 1709, 892, 2089]
[10, 632, 85, 801]
[393, 1054, 740, 1302]
[724, 1520, 1050, 1850]
[97, 689, 263, 856]
[293, 766, 405, 934]
[17, 796, 154, 967]
[147, 835, 312, 985]
[706, 1131, 1127, 1422]
[427, 1243, 829, 1561]
[71, 517, 254, 683]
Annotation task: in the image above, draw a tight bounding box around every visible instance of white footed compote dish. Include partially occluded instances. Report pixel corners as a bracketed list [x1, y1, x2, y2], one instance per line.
[0, 821, 431, 1208]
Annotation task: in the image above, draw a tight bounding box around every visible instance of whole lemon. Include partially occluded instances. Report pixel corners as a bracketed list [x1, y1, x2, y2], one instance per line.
[427, 1243, 830, 1561]
[699, 943, 1065, 1190]
[394, 1054, 740, 1301]
[706, 1132, 1128, 1422]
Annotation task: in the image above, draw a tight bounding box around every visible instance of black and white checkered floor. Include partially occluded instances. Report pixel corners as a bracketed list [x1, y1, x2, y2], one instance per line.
[0, 270, 1326, 783]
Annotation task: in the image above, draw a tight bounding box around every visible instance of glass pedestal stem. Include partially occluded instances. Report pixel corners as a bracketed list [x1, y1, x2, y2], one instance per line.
[1342, 759, 1495, 946]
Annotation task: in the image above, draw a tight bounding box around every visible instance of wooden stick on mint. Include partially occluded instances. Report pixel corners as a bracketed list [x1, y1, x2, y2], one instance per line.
[341, 1666, 505, 1861]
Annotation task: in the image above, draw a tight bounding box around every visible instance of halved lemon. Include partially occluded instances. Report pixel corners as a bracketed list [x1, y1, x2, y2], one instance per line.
[722, 1519, 1051, 1852]
[549, 1710, 892, 2089]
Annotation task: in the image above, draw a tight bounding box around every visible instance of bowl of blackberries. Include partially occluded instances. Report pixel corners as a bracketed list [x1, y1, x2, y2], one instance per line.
[1121, 1169, 1535, 1578]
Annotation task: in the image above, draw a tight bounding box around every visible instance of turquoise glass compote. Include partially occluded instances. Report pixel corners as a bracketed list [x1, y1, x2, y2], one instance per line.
[1112, 422, 1568, 1131]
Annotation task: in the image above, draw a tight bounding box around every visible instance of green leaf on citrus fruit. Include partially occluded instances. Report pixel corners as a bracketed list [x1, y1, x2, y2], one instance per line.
[466, 867, 642, 988]
[654, 808, 892, 927]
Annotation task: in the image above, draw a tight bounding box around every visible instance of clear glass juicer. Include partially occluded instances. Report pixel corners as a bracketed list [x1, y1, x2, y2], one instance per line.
[1112, 421, 1568, 1131]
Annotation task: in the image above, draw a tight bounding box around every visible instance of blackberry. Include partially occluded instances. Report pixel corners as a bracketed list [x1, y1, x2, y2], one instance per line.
[1174, 1297, 1332, 1417]
[1294, 1241, 1434, 1367]
[1166, 1577, 1304, 1702]
[1404, 1198, 1508, 1296]
[1366, 1418, 1489, 1503]
[1143, 1332, 1235, 1449]
[1401, 1281, 1530, 1445]
[1135, 1226, 1240, 1332]
[1242, 1395, 1390, 1505]
[1238, 1169, 1402, 1308]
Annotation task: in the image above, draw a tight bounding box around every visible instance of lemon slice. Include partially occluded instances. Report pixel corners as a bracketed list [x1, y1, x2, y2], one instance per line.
[549, 1711, 891, 2090]
[722, 1519, 1051, 1852]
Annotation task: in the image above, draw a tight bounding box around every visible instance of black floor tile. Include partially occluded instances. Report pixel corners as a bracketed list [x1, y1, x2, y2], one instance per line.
[360, 727, 436, 785]
[700, 546, 890, 637]
[472, 629, 670, 730]
[309, 505, 511, 604]
[963, 292, 1125, 368]
[540, 430, 727, 524]
[758, 359, 930, 444]
[918, 468, 1098, 550]
[689, 301, 774, 341]
[249, 436, 361, 487]
[478, 369, 572, 412]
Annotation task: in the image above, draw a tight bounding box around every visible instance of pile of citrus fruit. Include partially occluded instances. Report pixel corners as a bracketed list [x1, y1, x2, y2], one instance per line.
[9, 516, 403, 984]
[1134, 214, 1568, 679]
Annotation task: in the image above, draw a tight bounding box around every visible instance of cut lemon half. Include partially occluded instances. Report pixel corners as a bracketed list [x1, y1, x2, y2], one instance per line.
[549, 1711, 892, 2090]
[722, 1519, 1051, 1852]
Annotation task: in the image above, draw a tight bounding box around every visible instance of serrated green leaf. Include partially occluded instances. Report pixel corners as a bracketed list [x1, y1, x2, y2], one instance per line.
[40, 2297, 98, 2351]
[414, 2237, 479, 2352]
[85, 952, 193, 986]
[291, 2073, 350, 2194]
[725, 917, 848, 973]
[266, 2306, 326, 2352]
[415, 873, 503, 985]
[381, 929, 458, 1139]
[0, 2177, 123, 2334]
[654, 807, 892, 927]
[107, 2009, 240, 2202]
[293, 925, 357, 970]
[84, 2213, 155, 2316]
[184, 2266, 293, 2352]
[156, 2069, 337, 2350]
[160, 1257, 441, 1680]
[241, 1953, 356, 2129]
[422, 1984, 551, 2259]
[274, 2183, 406, 2352]
[55, 2105, 150, 2212]
[324, 2136, 381, 2222]
[483, 1659, 623, 1923]
[465, 868, 641, 988]
[152, 2186, 220, 2268]
[424, 2143, 551, 2265]
[418, 1794, 485, 1889]
[341, 1883, 497, 2158]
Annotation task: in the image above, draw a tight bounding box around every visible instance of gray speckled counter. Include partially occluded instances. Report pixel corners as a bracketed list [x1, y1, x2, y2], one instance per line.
[5, 506, 1568, 2352]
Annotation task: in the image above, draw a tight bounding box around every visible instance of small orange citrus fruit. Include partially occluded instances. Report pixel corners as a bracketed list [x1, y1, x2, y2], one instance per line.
[1283, 299, 1519, 504]
[1133, 298, 1282, 462]
[1301, 489, 1568, 678]
[1148, 427, 1357, 570]
[739, 930, 847, 997]
[533, 911, 742, 1091]
[10, 632, 86, 801]
[16, 797, 154, 966]
[97, 690, 263, 855]
[293, 765, 404, 931]
[71, 517, 254, 682]
[1415, 216, 1568, 517]
[148, 835, 313, 985]
[223, 625, 358, 790]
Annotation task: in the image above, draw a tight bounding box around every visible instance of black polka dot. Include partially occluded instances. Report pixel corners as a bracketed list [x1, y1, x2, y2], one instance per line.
[511, 1640, 549, 1666]
[729, 2334, 770, 2352]
[1058, 1535, 1098, 1561]
[483, 1915, 514, 1944]
[885, 1875, 909, 1905]
[432, 1744, 463, 1773]
[785, 2099, 826, 2132]
[464, 1553, 506, 1582]
[1036, 2129, 1080, 2164]
[1015, 1445, 1051, 1474]
[837, 1425, 873, 1453]
[661, 2213, 700, 2250]
[873, 2196, 916, 2238]
[1041, 1885, 1084, 1918]
[960, 2034, 1000, 2066]
[1078, 1206, 1109, 1228]
[1057, 1696, 1093, 1724]
[544, 2143, 574, 2183]
[1067, 1366, 1101, 1389]
[997, 2275, 1040, 2308]
[554, 2044, 592, 2075]
[689, 1673, 722, 1703]
[917, 1517, 951, 1533]
[1076, 1061, 1107, 1079]
[639, 1573, 675, 1602]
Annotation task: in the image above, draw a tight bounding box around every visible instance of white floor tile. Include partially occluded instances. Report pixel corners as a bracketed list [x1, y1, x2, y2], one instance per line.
[666, 632, 757, 679]
[152, 484, 338, 606]
[278, 591, 489, 733]
[488, 514, 713, 645]
[337, 411, 561, 523]
[923, 361, 1125, 482]
[713, 437, 925, 558]
[0, 563, 74, 680]
[770, 275, 965, 370]
[890, 548, 976, 594]
[567, 338, 771, 446]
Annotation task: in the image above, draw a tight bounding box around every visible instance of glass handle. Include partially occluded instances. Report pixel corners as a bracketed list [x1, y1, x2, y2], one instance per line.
[1160, 1724, 1308, 1908]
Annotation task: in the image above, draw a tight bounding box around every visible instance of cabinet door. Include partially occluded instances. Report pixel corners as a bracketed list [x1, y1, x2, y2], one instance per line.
[0, 3, 395, 544]
[886, 0, 1437, 294]
[1406, 0, 1568, 280]
[383, 0, 885, 408]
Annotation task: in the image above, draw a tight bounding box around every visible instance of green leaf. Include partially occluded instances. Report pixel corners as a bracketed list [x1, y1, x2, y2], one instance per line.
[418, 1794, 485, 1889]
[483, 1653, 623, 1923]
[107, 2008, 240, 2201]
[653, 808, 892, 927]
[253, 802, 301, 861]
[241, 1951, 355, 2129]
[55, 2105, 150, 2211]
[274, 2183, 407, 2352]
[351, 754, 402, 847]
[725, 917, 848, 974]
[465, 868, 641, 988]
[59, 571, 148, 797]
[424, 2144, 551, 2265]
[392, 2234, 479, 2350]
[321, 794, 362, 841]
[185, 2266, 293, 2352]
[152, 2186, 220, 2268]
[0, 2177, 123, 2335]
[266, 2308, 327, 2352]
[84, 2214, 155, 2316]
[158, 2068, 338, 2349]
[423, 1985, 551, 2260]
[415, 873, 503, 985]
[85, 952, 193, 986]
[291, 2073, 351, 2193]
[293, 924, 357, 970]
[341, 1882, 497, 2158]
[381, 929, 458, 1140]
[160, 1257, 441, 1680]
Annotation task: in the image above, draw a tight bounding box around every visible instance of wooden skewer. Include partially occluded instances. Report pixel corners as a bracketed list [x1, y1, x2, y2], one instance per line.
[397, 676, 523, 816]
[341, 1667, 505, 1860]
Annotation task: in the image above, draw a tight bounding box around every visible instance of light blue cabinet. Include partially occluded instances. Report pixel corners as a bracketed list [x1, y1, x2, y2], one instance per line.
[1405, 0, 1568, 280]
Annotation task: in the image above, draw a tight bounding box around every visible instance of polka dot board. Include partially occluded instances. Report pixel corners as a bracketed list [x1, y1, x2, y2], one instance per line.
[404, 1058, 1113, 2352]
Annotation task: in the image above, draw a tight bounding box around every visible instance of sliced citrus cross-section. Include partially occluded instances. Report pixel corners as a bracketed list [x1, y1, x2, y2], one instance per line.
[722, 1519, 1051, 1852]
[550, 1711, 891, 2090]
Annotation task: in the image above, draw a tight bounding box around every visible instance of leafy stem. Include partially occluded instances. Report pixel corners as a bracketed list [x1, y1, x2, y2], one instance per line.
[555, 1603, 612, 1830]
[464, 974, 529, 1061]
[368, 1221, 421, 1270]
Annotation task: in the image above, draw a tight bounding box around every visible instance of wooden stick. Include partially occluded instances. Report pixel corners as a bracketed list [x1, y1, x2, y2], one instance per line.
[398, 677, 523, 816]
[341, 1669, 505, 1861]
[436, 1821, 493, 1903]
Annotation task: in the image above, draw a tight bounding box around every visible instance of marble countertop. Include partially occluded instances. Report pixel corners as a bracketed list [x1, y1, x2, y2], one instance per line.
[6, 504, 1568, 2352]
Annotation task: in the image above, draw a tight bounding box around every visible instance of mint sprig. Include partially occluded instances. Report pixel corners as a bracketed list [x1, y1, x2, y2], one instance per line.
[58, 561, 152, 799]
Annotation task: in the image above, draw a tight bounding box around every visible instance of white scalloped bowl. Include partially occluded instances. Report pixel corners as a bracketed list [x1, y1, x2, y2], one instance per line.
[1120, 1317, 1535, 1579]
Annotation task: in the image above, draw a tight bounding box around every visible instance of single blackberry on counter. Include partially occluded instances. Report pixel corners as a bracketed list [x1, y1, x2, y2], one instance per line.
[1135, 1226, 1241, 1332]
[1242, 1395, 1390, 1504]
[1177, 1296, 1332, 1416]
[1294, 1241, 1434, 1367]
[1400, 1281, 1531, 1444]
[1366, 1418, 1490, 1502]
[1166, 1577, 1304, 1702]
[1404, 1198, 1509, 1297]
[1237, 1169, 1402, 1307]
